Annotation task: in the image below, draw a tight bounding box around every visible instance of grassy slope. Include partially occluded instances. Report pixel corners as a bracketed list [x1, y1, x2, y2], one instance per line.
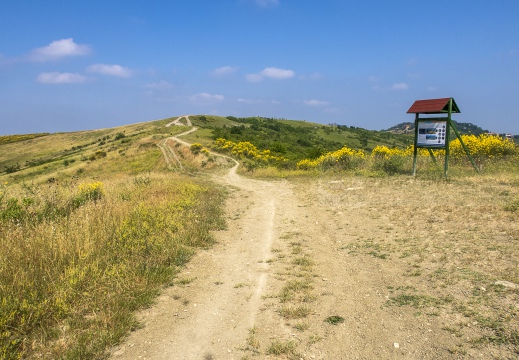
[185, 115, 412, 159]
[0, 116, 231, 359]
[0, 115, 414, 179]
[0, 117, 190, 184]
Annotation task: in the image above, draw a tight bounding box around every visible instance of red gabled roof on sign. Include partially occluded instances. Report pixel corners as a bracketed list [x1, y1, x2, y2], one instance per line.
[406, 97, 460, 114]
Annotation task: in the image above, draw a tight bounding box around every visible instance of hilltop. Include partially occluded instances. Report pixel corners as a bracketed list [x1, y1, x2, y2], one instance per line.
[0, 115, 412, 178]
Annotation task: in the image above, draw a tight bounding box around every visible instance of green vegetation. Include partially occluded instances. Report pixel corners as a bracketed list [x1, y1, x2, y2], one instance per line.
[185, 115, 519, 177]
[266, 340, 298, 356]
[189, 115, 411, 164]
[325, 315, 345, 325]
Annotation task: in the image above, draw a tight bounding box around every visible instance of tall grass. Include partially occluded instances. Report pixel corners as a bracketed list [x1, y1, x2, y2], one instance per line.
[0, 173, 225, 359]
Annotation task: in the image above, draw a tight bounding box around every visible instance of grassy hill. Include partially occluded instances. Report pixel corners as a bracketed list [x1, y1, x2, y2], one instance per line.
[0, 117, 191, 183]
[1, 115, 413, 179]
[186, 115, 412, 160]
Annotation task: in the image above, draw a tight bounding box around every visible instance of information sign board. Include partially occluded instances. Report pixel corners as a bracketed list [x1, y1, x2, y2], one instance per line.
[416, 120, 447, 148]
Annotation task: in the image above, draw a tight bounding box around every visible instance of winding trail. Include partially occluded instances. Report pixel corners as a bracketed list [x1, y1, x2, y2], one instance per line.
[112, 119, 298, 359]
[110, 118, 468, 359]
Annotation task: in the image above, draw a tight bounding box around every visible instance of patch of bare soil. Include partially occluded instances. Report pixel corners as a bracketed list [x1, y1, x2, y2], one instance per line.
[111, 168, 519, 359]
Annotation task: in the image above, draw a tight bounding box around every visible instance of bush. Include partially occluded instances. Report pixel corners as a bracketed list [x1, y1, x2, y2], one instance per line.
[296, 146, 365, 171]
[4, 163, 20, 174]
[72, 181, 104, 207]
[190, 143, 203, 155]
[114, 132, 126, 140]
[450, 134, 518, 162]
[371, 146, 409, 175]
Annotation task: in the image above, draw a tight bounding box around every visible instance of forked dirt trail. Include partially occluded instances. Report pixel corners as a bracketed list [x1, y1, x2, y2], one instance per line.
[111, 125, 516, 359]
[111, 163, 304, 359]
[111, 168, 458, 359]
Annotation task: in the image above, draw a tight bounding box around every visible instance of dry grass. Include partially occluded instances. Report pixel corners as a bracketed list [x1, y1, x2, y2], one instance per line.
[0, 132, 227, 360]
[0, 172, 226, 359]
[317, 170, 519, 355]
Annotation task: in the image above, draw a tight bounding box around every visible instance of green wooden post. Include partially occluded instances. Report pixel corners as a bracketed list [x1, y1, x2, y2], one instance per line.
[413, 113, 419, 176]
[450, 122, 480, 172]
[444, 99, 452, 176]
[427, 148, 438, 165]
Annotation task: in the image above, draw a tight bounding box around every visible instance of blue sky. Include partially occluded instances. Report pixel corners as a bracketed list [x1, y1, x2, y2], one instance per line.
[1, 0, 518, 135]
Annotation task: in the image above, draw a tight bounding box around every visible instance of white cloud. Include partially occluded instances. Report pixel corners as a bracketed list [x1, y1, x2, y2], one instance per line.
[37, 72, 88, 84]
[261, 67, 294, 79]
[87, 64, 133, 77]
[190, 93, 225, 103]
[29, 38, 91, 61]
[304, 99, 329, 106]
[255, 0, 279, 8]
[246, 67, 295, 82]
[144, 80, 173, 89]
[212, 66, 237, 76]
[390, 82, 409, 90]
[237, 98, 264, 104]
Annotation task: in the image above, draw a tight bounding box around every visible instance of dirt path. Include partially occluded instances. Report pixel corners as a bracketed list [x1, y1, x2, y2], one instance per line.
[111, 161, 301, 359]
[157, 126, 198, 170]
[110, 167, 458, 359]
[165, 115, 193, 127]
[111, 128, 509, 359]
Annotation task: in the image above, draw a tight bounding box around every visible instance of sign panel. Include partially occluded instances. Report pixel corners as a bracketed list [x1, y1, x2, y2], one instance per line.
[416, 120, 447, 148]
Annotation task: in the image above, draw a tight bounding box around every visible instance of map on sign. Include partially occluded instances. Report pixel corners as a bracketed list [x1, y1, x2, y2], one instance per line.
[417, 120, 447, 147]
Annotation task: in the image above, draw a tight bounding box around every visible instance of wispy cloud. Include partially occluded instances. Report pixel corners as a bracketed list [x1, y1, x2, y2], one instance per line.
[212, 66, 237, 76]
[237, 98, 264, 104]
[87, 64, 133, 77]
[28, 38, 91, 62]
[246, 67, 295, 82]
[390, 82, 409, 90]
[261, 67, 294, 79]
[37, 72, 89, 84]
[304, 99, 329, 106]
[190, 92, 225, 103]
